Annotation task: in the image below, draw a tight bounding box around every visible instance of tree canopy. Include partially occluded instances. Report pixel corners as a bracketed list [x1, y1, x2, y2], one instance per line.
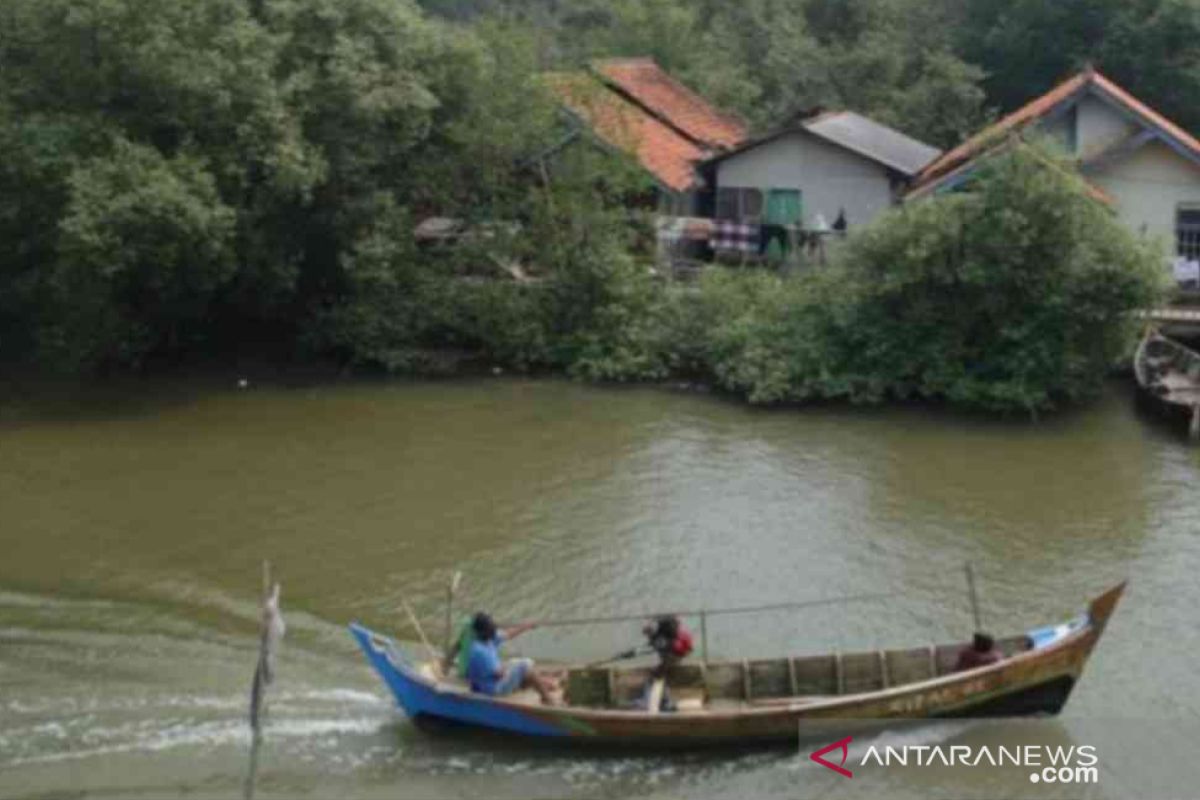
[0, 0, 622, 371]
[418, 0, 1200, 147]
[0, 0, 1183, 415]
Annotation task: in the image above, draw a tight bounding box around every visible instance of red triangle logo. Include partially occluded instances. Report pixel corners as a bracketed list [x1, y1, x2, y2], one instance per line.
[810, 735, 853, 778]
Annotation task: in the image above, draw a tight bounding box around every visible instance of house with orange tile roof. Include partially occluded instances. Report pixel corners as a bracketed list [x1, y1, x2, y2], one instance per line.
[909, 67, 1200, 260]
[545, 58, 747, 215]
[703, 110, 941, 231]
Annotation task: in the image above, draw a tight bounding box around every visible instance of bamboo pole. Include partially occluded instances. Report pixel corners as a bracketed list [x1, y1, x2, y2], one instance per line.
[965, 562, 982, 632]
[443, 571, 461, 654]
[401, 599, 442, 668]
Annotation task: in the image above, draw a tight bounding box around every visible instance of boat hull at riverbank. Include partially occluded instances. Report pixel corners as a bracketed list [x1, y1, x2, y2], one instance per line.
[350, 583, 1124, 746]
[1133, 328, 1200, 438]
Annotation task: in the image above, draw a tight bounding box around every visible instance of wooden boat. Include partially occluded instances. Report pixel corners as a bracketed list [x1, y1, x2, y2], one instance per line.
[348, 583, 1124, 746]
[1134, 328, 1200, 438]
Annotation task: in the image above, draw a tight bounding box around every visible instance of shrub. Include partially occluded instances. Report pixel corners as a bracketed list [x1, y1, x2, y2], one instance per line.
[689, 144, 1167, 413]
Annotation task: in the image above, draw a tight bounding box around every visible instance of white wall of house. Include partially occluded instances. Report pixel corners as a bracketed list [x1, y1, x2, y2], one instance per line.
[1035, 91, 1200, 255]
[1038, 94, 1139, 158]
[1090, 140, 1200, 251]
[1075, 95, 1139, 157]
[714, 131, 896, 228]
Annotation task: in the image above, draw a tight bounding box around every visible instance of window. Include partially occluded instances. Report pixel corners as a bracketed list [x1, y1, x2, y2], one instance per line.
[715, 187, 763, 221]
[1177, 205, 1200, 259]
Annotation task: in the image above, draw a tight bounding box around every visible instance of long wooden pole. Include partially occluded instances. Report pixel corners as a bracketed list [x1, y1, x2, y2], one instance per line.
[443, 571, 461, 654]
[401, 599, 442, 667]
[965, 562, 982, 632]
[250, 560, 271, 738]
[246, 560, 282, 800]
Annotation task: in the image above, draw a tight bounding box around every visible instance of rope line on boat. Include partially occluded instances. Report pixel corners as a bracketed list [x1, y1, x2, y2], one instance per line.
[503, 591, 893, 629]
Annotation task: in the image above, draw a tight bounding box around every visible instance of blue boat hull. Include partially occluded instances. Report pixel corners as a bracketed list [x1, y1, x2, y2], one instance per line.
[350, 624, 570, 738]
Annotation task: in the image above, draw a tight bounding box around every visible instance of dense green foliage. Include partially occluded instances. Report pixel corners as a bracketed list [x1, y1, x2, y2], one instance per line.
[0, 0, 653, 372]
[684, 146, 1167, 412]
[959, 0, 1200, 134]
[420, 0, 1200, 148]
[0, 0, 1181, 413]
[424, 0, 990, 148]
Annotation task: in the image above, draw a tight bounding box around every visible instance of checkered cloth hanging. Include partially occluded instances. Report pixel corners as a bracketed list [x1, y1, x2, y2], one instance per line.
[710, 220, 760, 253]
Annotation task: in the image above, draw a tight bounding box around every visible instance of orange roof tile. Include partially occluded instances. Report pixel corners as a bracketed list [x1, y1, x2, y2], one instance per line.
[591, 58, 747, 150]
[907, 136, 1115, 206]
[545, 72, 708, 192]
[913, 68, 1200, 195]
[914, 72, 1090, 189]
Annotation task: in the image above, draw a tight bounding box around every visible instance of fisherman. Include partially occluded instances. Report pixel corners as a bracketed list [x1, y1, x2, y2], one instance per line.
[464, 612, 561, 705]
[633, 616, 694, 712]
[643, 615, 693, 676]
[955, 632, 1003, 671]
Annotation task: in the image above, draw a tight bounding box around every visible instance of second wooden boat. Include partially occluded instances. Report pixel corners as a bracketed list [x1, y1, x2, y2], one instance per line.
[1134, 328, 1200, 438]
[349, 583, 1124, 746]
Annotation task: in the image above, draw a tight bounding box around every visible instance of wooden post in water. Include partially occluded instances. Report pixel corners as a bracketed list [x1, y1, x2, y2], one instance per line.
[964, 562, 982, 632]
[699, 610, 708, 664]
[245, 560, 284, 800]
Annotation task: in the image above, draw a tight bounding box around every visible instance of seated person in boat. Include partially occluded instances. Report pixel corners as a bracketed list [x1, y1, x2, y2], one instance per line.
[443, 611, 539, 678]
[465, 612, 560, 704]
[955, 632, 1003, 671]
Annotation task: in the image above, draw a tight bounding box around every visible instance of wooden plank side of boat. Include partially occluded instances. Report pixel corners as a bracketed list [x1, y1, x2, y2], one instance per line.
[1134, 328, 1200, 435]
[349, 583, 1124, 746]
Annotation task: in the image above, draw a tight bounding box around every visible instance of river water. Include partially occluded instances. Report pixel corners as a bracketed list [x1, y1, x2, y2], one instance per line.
[1, 376, 1198, 798]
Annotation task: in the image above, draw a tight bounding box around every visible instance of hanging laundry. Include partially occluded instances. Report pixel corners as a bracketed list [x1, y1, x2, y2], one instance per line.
[710, 220, 760, 254]
[1173, 256, 1200, 285]
[682, 217, 714, 241]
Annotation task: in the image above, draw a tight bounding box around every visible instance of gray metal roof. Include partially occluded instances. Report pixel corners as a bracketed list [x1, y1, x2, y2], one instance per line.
[802, 111, 941, 176]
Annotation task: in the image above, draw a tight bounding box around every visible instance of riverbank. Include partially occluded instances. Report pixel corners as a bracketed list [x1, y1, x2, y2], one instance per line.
[0, 352, 1146, 442]
[2, 145, 1167, 419]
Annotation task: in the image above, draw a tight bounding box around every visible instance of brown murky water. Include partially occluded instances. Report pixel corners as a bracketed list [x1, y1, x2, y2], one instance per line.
[1, 377, 1197, 798]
